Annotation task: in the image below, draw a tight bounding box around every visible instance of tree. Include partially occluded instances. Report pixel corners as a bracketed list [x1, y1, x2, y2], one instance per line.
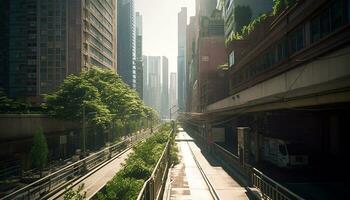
[45, 67, 157, 132]
[30, 129, 49, 177]
[45, 74, 112, 129]
[0, 88, 29, 113]
[64, 184, 87, 200]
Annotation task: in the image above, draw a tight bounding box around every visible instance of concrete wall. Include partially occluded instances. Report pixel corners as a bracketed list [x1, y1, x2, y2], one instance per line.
[207, 46, 350, 111]
[0, 114, 80, 141]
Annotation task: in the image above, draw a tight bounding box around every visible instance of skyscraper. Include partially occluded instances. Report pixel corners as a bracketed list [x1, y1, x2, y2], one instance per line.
[147, 56, 162, 114]
[169, 72, 177, 119]
[0, 0, 116, 104]
[177, 7, 187, 111]
[117, 0, 135, 89]
[142, 55, 149, 103]
[161, 57, 169, 119]
[135, 12, 143, 98]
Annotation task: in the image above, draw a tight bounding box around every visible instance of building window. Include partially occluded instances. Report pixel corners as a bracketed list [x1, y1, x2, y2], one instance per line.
[289, 26, 304, 54]
[311, 17, 321, 43]
[311, 0, 347, 43]
[348, 0, 350, 21]
[322, 8, 332, 38]
[330, 0, 343, 31]
[229, 51, 235, 66]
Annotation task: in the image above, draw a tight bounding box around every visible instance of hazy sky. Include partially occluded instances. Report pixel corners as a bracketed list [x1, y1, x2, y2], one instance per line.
[135, 0, 195, 73]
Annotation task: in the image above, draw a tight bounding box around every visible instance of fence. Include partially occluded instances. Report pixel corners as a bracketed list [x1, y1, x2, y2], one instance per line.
[251, 168, 304, 200]
[1, 130, 152, 200]
[184, 124, 304, 200]
[137, 131, 173, 200]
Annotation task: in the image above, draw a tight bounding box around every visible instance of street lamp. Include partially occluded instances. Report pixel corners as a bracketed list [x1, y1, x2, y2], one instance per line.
[169, 105, 177, 120]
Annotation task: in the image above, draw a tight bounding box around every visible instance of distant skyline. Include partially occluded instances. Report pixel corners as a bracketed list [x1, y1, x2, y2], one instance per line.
[134, 0, 195, 73]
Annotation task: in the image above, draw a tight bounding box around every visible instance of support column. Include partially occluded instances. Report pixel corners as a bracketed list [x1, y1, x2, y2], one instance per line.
[237, 127, 251, 167]
[206, 123, 213, 151]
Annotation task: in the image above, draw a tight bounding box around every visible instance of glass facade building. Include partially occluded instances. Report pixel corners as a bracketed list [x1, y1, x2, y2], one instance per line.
[0, 0, 116, 104]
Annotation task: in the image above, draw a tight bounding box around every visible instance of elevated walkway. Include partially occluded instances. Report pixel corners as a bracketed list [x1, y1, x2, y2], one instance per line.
[166, 129, 249, 200]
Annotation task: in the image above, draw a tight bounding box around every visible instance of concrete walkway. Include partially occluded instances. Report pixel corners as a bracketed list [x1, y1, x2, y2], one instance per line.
[167, 129, 249, 200]
[50, 148, 133, 200]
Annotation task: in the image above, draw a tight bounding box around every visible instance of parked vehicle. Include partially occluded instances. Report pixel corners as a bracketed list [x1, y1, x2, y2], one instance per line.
[262, 137, 308, 167]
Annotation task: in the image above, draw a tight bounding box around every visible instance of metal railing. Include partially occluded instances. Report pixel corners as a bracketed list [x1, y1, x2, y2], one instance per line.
[1, 130, 153, 200]
[251, 168, 304, 200]
[137, 131, 173, 200]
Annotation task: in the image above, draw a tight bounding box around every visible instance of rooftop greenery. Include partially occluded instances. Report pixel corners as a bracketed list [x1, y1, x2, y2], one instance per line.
[225, 0, 297, 46]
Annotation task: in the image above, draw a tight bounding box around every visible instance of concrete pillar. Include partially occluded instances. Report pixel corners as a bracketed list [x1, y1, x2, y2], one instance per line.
[237, 127, 251, 167]
[207, 123, 213, 145]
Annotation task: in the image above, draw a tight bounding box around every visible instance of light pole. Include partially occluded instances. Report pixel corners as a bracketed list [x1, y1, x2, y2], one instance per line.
[169, 105, 177, 120]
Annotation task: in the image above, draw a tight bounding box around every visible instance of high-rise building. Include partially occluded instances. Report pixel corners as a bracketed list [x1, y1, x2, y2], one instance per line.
[117, 0, 135, 89]
[0, 0, 116, 104]
[142, 55, 149, 103]
[169, 72, 177, 119]
[177, 7, 187, 111]
[161, 57, 169, 119]
[147, 56, 162, 114]
[135, 12, 143, 98]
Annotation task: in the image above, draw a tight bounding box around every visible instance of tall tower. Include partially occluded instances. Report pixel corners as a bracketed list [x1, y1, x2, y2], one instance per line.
[169, 72, 177, 119]
[135, 12, 143, 98]
[147, 56, 162, 114]
[177, 7, 187, 111]
[161, 57, 169, 119]
[0, 0, 116, 104]
[117, 0, 135, 88]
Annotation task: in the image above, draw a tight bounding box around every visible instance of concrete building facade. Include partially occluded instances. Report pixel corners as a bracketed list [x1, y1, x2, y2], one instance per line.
[177, 7, 187, 112]
[0, 0, 117, 104]
[147, 56, 162, 114]
[135, 12, 143, 98]
[117, 0, 135, 89]
[161, 57, 169, 119]
[169, 72, 177, 119]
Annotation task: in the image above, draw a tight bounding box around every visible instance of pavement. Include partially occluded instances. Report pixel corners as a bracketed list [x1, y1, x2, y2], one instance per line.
[50, 148, 133, 200]
[166, 129, 249, 200]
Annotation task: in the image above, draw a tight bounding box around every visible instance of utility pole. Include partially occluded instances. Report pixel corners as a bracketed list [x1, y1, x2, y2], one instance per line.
[169, 105, 177, 120]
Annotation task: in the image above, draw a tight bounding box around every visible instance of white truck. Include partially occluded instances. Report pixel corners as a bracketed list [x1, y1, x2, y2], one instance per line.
[261, 137, 308, 167]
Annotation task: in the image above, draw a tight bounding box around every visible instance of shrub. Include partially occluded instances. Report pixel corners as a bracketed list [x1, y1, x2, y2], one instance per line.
[96, 124, 174, 200]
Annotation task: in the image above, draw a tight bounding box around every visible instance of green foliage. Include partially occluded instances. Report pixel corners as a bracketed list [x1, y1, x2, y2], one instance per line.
[234, 5, 252, 33]
[0, 89, 30, 113]
[64, 184, 87, 200]
[98, 174, 144, 200]
[30, 129, 48, 170]
[272, 0, 297, 16]
[97, 124, 173, 200]
[226, 0, 297, 46]
[45, 67, 157, 129]
[241, 13, 268, 37]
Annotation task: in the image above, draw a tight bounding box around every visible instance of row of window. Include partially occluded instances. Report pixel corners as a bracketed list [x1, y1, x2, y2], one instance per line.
[90, 1, 113, 28]
[89, 36, 113, 58]
[89, 14, 113, 41]
[90, 25, 113, 49]
[90, 0, 113, 21]
[90, 46, 113, 67]
[230, 0, 350, 91]
[311, 0, 349, 42]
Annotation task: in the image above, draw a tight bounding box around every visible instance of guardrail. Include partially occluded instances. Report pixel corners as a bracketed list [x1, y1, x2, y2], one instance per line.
[137, 131, 173, 200]
[212, 143, 250, 177]
[1, 130, 153, 200]
[251, 168, 304, 200]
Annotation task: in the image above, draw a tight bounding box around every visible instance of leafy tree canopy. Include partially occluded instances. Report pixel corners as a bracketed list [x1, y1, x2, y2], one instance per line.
[0, 88, 30, 113]
[45, 67, 157, 129]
